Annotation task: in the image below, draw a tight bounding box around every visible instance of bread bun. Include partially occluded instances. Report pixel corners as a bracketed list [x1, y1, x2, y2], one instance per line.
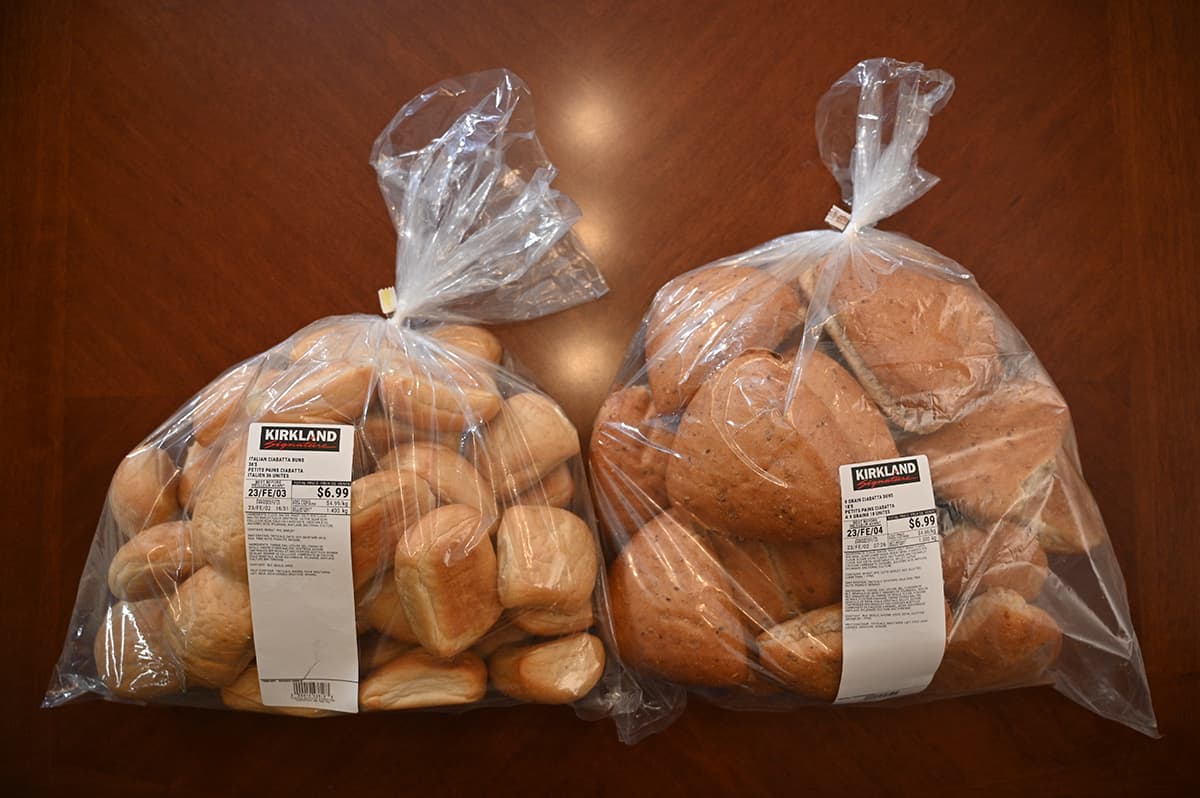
[707, 535, 792, 630]
[708, 534, 843, 633]
[496, 506, 597, 610]
[514, 463, 575, 508]
[901, 377, 1099, 553]
[350, 469, 437, 588]
[378, 349, 502, 433]
[165, 566, 254, 688]
[177, 443, 215, 510]
[191, 360, 263, 448]
[255, 362, 374, 426]
[941, 521, 1048, 602]
[93, 599, 183, 699]
[608, 511, 749, 686]
[488, 633, 605, 704]
[756, 603, 844, 701]
[645, 265, 802, 413]
[810, 255, 1002, 433]
[667, 350, 897, 541]
[428, 324, 503, 364]
[109, 447, 179, 539]
[190, 442, 250, 580]
[358, 649, 487, 710]
[380, 442, 498, 524]
[476, 393, 581, 494]
[356, 575, 419, 643]
[1030, 451, 1106, 555]
[357, 634, 416, 673]
[107, 520, 201, 601]
[769, 536, 842, 612]
[512, 602, 594, 636]
[393, 505, 503, 657]
[590, 385, 674, 532]
[931, 587, 1062, 693]
[287, 317, 375, 364]
[470, 618, 532, 658]
[358, 412, 443, 459]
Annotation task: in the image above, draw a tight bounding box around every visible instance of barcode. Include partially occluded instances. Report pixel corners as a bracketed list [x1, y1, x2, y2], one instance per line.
[291, 680, 331, 701]
[855, 689, 901, 702]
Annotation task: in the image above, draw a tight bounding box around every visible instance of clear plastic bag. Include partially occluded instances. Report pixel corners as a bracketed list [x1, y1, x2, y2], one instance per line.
[45, 69, 624, 719]
[590, 58, 1157, 743]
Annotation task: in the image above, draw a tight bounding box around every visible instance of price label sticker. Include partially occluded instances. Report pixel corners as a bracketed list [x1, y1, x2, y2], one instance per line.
[835, 454, 945, 703]
[242, 423, 359, 713]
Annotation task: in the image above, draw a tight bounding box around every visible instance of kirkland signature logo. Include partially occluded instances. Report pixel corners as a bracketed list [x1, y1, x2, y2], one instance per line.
[851, 458, 921, 491]
[259, 426, 341, 452]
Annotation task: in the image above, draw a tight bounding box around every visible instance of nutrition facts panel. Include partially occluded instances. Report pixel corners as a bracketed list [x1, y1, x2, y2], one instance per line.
[242, 422, 359, 713]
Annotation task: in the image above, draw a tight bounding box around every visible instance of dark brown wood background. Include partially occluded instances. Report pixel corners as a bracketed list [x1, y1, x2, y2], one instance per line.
[3, 1, 1197, 794]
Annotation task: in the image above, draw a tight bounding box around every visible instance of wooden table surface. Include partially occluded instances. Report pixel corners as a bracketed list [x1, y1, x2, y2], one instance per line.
[4, 1, 1197, 794]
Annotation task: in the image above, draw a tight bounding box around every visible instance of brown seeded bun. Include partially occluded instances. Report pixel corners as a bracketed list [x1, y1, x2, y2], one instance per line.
[589, 385, 675, 533]
[667, 349, 897, 541]
[608, 511, 749, 686]
[756, 603, 844, 701]
[941, 521, 1048, 602]
[645, 265, 803, 413]
[769, 536, 843, 612]
[930, 587, 1062, 693]
[1030, 450, 1107, 555]
[901, 377, 1099, 553]
[710, 534, 844, 634]
[758, 600, 952, 701]
[808, 255, 1003, 433]
[706, 535, 792, 631]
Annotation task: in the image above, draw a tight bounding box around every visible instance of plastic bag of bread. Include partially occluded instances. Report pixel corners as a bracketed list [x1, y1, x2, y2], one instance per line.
[44, 70, 620, 719]
[590, 58, 1156, 743]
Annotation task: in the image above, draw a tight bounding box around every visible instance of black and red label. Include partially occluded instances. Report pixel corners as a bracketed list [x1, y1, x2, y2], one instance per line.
[258, 425, 341, 452]
[851, 458, 921, 491]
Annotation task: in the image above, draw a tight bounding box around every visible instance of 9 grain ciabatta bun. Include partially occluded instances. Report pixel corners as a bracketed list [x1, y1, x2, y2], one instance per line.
[666, 349, 898, 542]
[801, 252, 1003, 434]
[901, 375, 1102, 554]
[608, 511, 750, 686]
[644, 265, 803, 414]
